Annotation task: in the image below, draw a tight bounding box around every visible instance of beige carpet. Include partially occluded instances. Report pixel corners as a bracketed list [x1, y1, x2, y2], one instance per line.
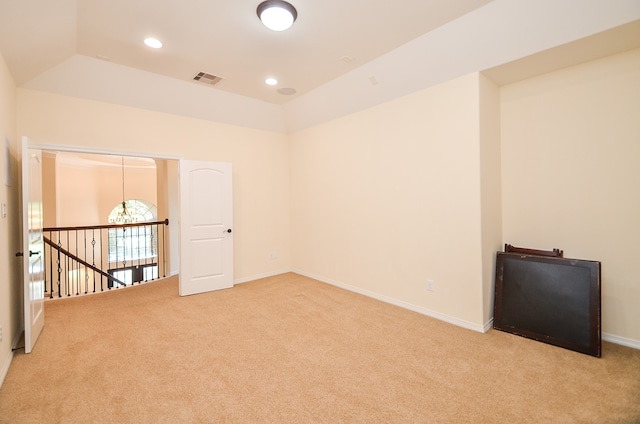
[1, 273, 639, 423]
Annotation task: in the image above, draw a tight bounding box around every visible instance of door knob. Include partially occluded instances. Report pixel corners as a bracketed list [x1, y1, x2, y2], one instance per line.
[226, 229, 232, 233]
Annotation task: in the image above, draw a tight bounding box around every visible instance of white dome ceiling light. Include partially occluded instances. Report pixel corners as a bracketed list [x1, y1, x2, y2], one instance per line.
[144, 37, 163, 48]
[257, 0, 297, 32]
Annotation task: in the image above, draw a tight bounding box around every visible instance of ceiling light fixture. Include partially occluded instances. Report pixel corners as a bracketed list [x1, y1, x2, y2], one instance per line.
[257, 0, 297, 31]
[144, 38, 163, 49]
[265, 77, 278, 86]
[115, 156, 135, 224]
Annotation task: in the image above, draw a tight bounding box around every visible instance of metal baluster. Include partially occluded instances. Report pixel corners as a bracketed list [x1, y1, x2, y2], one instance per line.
[142, 224, 147, 282]
[136, 225, 139, 283]
[122, 226, 127, 287]
[133, 225, 137, 284]
[141, 224, 145, 282]
[131, 225, 136, 285]
[162, 220, 167, 278]
[91, 229, 96, 293]
[66, 231, 70, 296]
[111, 228, 117, 290]
[150, 224, 153, 280]
[150, 224, 155, 280]
[75, 230, 79, 296]
[100, 229, 104, 291]
[144, 224, 149, 282]
[108, 228, 113, 290]
[83, 229, 88, 294]
[57, 232, 62, 298]
[47, 231, 53, 298]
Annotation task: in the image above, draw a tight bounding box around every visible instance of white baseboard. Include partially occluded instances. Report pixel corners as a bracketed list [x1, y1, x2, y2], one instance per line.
[292, 269, 487, 333]
[603, 333, 640, 350]
[483, 318, 494, 333]
[237, 270, 640, 351]
[0, 350, 13, 389]
[0, 328, 23, 389]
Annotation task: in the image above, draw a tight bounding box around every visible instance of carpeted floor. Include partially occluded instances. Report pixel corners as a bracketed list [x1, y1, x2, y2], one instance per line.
[1, 273, 639, 423]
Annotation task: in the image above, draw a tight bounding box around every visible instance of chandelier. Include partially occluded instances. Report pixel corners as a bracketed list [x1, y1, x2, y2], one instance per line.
[114, 156, 135, 224]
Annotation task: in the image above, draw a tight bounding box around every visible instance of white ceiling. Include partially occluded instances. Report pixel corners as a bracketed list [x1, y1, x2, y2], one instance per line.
[0, 0, 493, 104]
[1, 1, 639, 133]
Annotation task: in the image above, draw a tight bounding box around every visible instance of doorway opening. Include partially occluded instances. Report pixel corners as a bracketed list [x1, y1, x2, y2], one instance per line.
[38, 148, 180, 298]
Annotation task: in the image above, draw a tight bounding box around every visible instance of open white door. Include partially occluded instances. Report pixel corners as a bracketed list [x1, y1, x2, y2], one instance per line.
[20, 137, 45, 353]
[179, 160, 233, 296]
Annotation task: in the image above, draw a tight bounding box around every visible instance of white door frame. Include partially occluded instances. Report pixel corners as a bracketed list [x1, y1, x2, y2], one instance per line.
[29, 143, 182, 162]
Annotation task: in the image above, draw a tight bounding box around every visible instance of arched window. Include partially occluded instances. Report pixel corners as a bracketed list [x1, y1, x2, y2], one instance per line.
[108, 199, 157, 224]
[107, 199, 159, 285]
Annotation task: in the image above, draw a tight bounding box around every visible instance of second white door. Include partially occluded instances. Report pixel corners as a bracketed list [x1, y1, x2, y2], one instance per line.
[21, 137, 45, 353]
[179, 160, 233, 296]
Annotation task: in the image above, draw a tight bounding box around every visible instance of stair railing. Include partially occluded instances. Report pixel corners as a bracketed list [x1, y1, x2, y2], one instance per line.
[43, 219, 169, 298]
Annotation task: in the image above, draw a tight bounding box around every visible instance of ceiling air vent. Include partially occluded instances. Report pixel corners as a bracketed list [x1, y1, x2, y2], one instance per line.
[193, 72, 223, 86]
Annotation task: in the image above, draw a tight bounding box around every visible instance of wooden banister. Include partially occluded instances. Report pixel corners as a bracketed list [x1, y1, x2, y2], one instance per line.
[43, 236, 126, 287]
[43, 218, 168, 233]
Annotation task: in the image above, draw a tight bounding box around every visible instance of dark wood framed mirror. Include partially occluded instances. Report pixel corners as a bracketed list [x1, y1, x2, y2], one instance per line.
[494, 251, 601, 357]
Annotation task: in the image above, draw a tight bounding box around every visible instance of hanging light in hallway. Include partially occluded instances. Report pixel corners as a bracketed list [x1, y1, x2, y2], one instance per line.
[115, 156, 134, 224]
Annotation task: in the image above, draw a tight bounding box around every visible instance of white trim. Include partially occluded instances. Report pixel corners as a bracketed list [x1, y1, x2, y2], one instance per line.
[603, 333, 640, 350]
[292, 269, 487, 333]
[28, 141, 183, 161]
[1, 327, 24, 388]
[0, 351, 13, 388]
[286, 271, 640, 350]
[288, 272, 640, 350]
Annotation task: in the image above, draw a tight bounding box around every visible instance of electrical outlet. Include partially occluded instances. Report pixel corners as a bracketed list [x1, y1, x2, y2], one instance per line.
[269, 252, 278, 260]
[0, 325, 3, 343]
[426, 279, 435, 292]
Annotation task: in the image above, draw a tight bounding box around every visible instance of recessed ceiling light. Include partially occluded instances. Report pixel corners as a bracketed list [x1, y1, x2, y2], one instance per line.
[257, 0, 297, 31]
[144, 38, 163, 49]
[265, 78, 278, 86]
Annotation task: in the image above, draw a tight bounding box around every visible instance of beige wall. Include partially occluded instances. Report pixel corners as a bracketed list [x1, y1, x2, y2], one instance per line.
[0, 52, 20, 385]
[290, 73, 492, 330]
[478, 73, 503, 325]
[42, 152, 57, 227]
[17, 89, 292, 284]
[500, 48, 640, 343]
[54, 159, 157, 227]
